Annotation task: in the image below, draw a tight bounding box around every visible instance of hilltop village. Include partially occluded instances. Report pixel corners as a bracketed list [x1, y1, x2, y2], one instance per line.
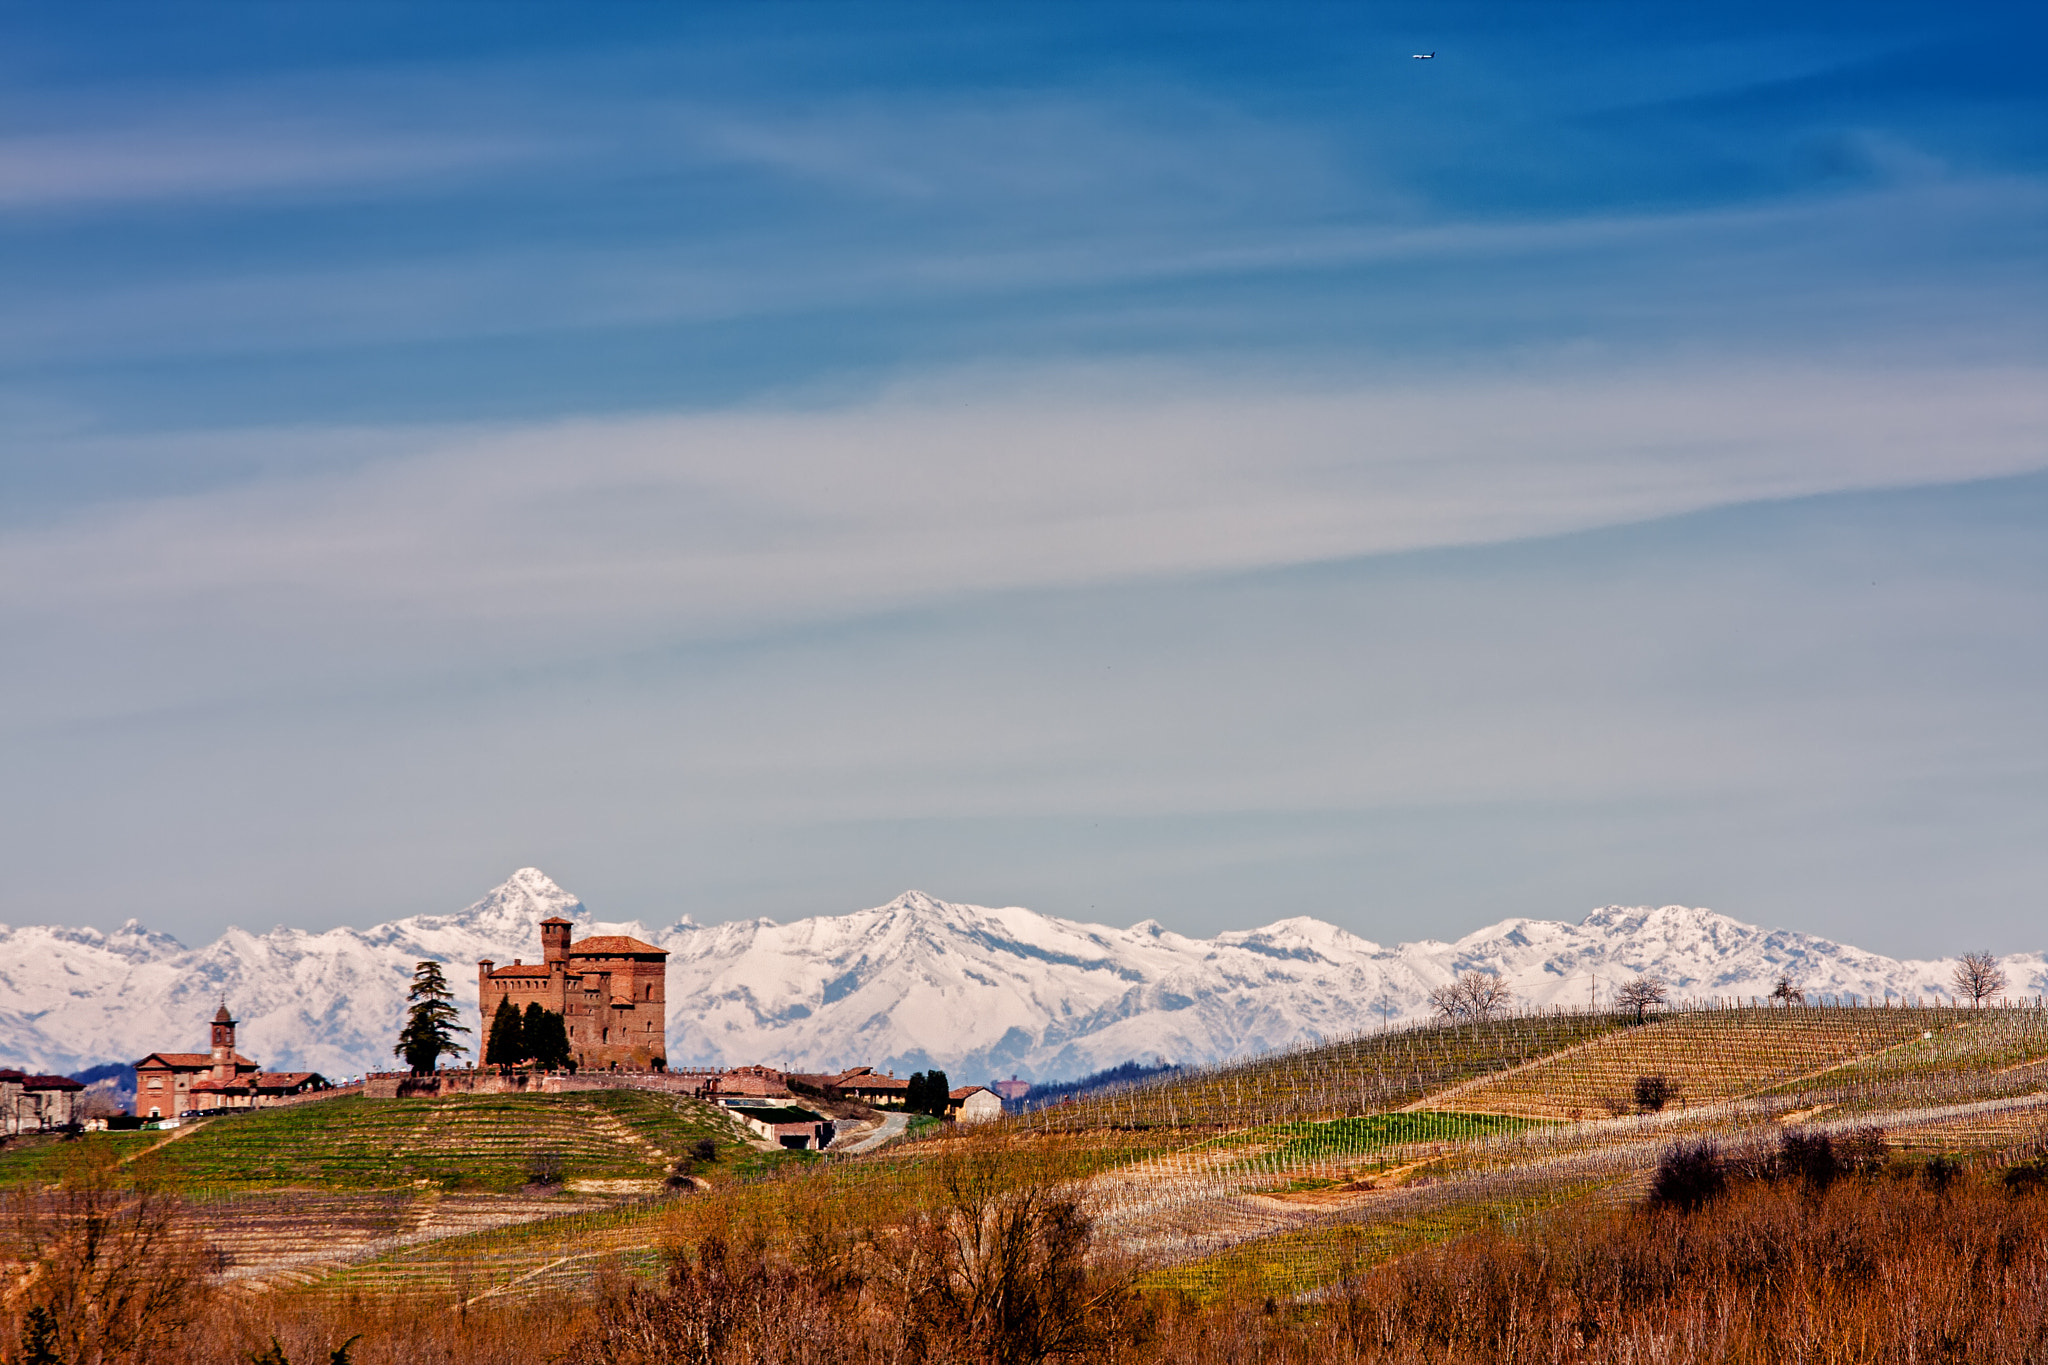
[54, 914, 1009, 1150]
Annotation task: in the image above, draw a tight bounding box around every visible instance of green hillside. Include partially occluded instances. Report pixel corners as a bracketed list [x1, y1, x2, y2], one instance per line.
[0, 1090, 757, 1193]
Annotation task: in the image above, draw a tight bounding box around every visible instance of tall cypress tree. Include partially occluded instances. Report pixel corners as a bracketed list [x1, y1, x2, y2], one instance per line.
[485, 996, 526, 1066]
[523, 1002, 572, 1070]
[926, 1068, 951, 1116]
[394, 961, 470, 1074]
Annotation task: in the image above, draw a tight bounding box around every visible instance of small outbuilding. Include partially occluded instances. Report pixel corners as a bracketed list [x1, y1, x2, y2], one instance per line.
[948, 1085, 1004, 1125]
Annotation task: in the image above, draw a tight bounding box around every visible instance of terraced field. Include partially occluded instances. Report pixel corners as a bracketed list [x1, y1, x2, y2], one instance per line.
[1440, 1006, 1966, 1118]
[0, 1089, 753, 1195]
[1025, 1012, 1628, 1132]
[135, 1090, 743, 1191]
[305, 1197, 674, 1300]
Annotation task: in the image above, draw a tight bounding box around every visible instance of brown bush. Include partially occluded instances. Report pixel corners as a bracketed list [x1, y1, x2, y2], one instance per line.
[1317, 1169, 2048, 1363]
[1, 1145, 215, 1365]
[566, 1147, 1138, 1365]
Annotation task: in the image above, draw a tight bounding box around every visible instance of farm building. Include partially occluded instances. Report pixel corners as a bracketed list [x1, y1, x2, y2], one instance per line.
[829, 1067, 912, 1107]
[479, 916, 669, 1072]
[0, 1071, 84, 1134]
[729, 1103, 834, 1150]
[949, 1085, 1004, 1124]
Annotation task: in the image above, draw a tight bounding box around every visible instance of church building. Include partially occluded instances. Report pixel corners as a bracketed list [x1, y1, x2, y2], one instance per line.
[133, 1004, 327, 1118]
[479, 916, 669, 1071]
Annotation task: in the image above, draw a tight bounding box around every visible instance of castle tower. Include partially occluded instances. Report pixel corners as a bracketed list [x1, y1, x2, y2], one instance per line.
[540, 916, 572, 966]
[210, 1003, 236, 1083]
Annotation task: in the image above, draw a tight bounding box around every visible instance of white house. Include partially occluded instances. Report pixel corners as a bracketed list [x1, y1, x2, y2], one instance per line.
[949, 1085, 1004, 1124]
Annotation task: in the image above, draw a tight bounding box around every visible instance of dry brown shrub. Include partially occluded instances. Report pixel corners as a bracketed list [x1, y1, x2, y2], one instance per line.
[0, 1144, 215, 1365]
[567, 1140, 1139, 1365]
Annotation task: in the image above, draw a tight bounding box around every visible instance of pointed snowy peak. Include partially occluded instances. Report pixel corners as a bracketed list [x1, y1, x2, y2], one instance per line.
[881, 889, 951, 917]
[476, 867, 585, 919]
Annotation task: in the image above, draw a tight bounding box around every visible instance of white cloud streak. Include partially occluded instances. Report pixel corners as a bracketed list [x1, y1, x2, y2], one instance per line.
[4, 360, 2044, 719]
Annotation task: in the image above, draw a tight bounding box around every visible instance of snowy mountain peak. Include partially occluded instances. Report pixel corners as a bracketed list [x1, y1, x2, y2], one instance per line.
[877, 889, 960, 921]
[1, 874, 2041, 1081]
[469, 867, 585, 924]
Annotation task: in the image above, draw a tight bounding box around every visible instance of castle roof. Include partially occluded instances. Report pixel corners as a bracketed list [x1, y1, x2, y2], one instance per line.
[540, 915, 574, 926]
[568, 934, 667, 957]
[487, 963, 557, 979]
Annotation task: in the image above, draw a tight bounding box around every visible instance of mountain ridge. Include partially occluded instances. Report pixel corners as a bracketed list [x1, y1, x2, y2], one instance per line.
[1, 869, 2039, 1081]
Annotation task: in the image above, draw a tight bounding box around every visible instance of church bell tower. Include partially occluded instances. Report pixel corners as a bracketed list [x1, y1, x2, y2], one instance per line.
[211, 1003, 237, 1083]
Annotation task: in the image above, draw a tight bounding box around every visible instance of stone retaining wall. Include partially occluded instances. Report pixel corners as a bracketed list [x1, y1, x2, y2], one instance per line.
[363, 1069, 728, 1100]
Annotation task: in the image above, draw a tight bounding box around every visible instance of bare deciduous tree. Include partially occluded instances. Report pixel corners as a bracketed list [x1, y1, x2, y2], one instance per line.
[1770, 975, 1805, 1005]
[1952, 951, 2007, 1007]
[1459, 971, 1514, 1019]
[1427, 971, 1514, 1021]
[1615, 974, 1669, 1023]
[1426, 980, 1465, 1021]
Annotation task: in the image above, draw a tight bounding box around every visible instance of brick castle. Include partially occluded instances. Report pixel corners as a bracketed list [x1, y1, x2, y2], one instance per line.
[479, 916, 669, 1071]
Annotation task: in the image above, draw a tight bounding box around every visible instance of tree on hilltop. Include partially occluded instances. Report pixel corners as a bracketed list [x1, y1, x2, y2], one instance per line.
[394, 961, 469, 1074]
[1614, 974, 1669, 1024]
[485, 996, 526, 1067]
[1953, 951, 2007, 1007]
[1428, 970, 1513, 1021]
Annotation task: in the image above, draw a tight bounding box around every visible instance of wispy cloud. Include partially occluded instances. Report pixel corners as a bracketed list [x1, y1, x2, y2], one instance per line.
[5, 358, 2043, 719]
[0, 122, 550, 210]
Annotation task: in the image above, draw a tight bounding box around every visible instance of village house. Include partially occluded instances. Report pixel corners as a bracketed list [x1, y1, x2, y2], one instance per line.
[828, 1066, 912, 1107]
[703, 1064, 789, 1101]
[133, 1005, 328, 1118]
[0, 1071, 84, 1135]
[730, 1103, 834, 1150]
[948, 1085, 1004, 1124]
[478, 916, 669, 1071]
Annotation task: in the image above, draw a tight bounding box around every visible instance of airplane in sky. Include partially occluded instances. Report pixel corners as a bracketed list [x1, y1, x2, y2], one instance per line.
[1413, 51, 1435, 59]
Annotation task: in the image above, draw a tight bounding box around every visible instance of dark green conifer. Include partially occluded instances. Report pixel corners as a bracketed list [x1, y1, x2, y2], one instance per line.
[485, 995, 526, 1066]
[393, 960, 470, 1074]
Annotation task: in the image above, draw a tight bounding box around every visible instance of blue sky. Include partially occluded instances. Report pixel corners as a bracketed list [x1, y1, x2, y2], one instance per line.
[2, 2, 2043, 954]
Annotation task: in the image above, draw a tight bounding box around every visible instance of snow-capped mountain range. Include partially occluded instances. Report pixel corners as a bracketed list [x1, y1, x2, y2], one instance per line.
[1, 869, 2039, 1081]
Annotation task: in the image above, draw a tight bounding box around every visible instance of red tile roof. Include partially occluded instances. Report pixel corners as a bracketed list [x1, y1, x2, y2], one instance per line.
[253, 1072, 321, 1089]
[487, 964, 557, 978]
[569, 935, 667, 956]
[840, 1073, 910, 1092]
[24, 1075, 83, 1091]
[137, 1052, 257, 1069]
[949, 1086, 994, 1100]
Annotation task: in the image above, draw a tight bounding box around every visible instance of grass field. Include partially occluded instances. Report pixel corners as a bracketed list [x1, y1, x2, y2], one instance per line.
[0, 1089, 764, 1195]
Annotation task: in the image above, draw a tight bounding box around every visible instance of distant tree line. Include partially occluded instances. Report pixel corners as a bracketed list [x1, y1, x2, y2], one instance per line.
[1022, 1059, 1180, 1109]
